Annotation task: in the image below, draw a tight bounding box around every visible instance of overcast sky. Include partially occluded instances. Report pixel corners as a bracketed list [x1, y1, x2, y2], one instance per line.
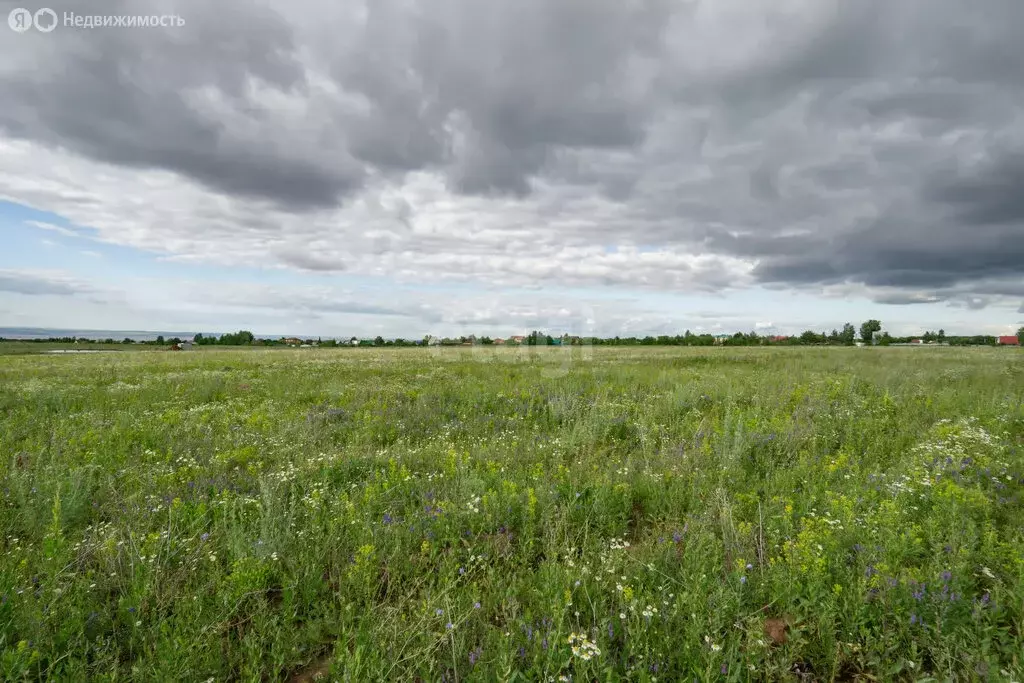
[1, 0, 1022, 338]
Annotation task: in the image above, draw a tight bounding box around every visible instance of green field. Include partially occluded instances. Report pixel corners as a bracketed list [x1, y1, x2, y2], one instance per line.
[1, 347, 1022, 681]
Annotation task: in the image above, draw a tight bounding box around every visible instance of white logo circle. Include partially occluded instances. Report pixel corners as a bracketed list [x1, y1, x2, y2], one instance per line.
[33, 7, 57, 32]
[8, 7, 32, 32]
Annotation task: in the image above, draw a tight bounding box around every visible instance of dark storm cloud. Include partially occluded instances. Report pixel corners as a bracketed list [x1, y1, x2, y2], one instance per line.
[928, 151, 1024, 227]
[0, 0, 356, 209]
[709, 3, 1024, 306]
[0, 0, 669, 205]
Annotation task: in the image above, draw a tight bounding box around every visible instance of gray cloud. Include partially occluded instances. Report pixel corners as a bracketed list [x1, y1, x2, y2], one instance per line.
[0, 0, 1022, 310]
[0, 269, 95, 296]
[0, 0, 356, 209]
[275, 250, 348, 272]
[0, 0, 667, 206]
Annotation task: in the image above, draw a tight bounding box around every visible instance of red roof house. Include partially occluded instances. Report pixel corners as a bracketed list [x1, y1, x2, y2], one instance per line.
[998, 336, 1020, 346]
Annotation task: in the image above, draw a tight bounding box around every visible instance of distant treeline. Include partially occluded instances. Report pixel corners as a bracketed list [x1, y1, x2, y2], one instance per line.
[1, 323, 1016, 348]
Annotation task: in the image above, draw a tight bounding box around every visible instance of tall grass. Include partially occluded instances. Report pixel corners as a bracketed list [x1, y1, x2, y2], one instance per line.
[1, 347, 1022, 680]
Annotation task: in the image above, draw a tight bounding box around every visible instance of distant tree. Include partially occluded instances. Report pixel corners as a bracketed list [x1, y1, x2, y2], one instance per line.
[840, 323, 856, 345]
[859, 320, 882, 343]
[938, 329, 946, 343]
[1017, 326, 1024, 341]
[156, 335, 165, 345]
[374, 336, 385, 346]
[878, 332, 892, 346]
[217, 330, 254, 345]
[122, 337, 133, 345]
[799, 330, 821, 345]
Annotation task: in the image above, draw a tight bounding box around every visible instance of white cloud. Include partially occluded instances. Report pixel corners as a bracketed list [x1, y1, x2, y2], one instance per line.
[0, 141, 757, 293]
[25, 220, 81, 238]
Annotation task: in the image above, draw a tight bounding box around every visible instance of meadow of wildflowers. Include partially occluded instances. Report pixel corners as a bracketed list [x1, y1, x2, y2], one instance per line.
[1, 346, 1022, 681]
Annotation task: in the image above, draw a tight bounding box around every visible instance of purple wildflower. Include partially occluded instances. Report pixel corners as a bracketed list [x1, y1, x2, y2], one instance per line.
[474, 602, 481, 609]
[941, 570, 952, 583]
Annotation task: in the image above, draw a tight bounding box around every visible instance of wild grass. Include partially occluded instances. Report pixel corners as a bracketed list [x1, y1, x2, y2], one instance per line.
[1, 346, 1022, 681]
